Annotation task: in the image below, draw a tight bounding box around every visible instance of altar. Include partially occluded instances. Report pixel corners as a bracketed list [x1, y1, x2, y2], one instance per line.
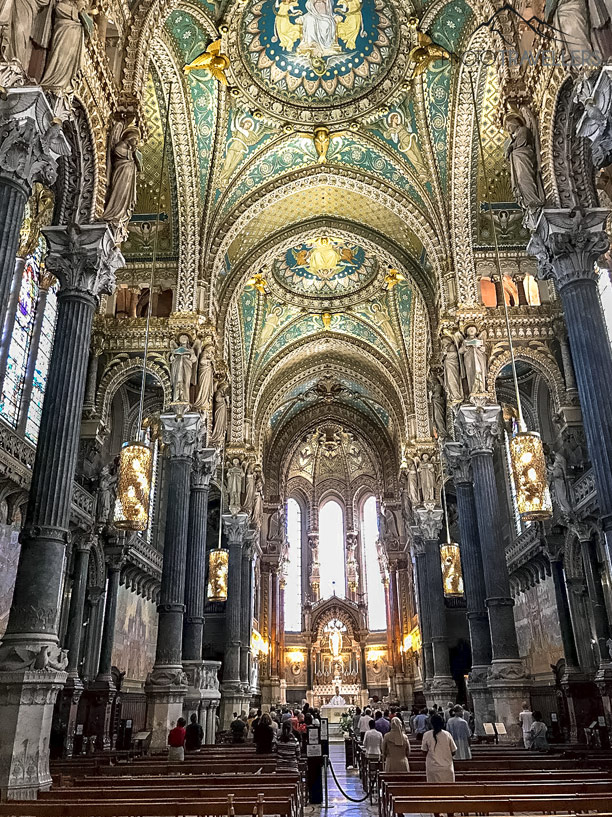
[320, 705, 349, 724]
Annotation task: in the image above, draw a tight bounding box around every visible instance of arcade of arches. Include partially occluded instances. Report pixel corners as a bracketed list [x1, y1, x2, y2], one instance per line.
[4, 0, 612, 799]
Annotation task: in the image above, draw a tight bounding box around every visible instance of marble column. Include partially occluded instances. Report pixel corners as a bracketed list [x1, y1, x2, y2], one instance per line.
[414, 506, 456, 704]
[308, 531, 320, 601]
[457, 403, 527, 741]
[0, 224, 120, 799]
[576, 525, 612, 666]
[54, 532, 93, 757]
[412, 534, 434, 692]
[239, 531, 255, 692]
[182, 444, 217, 719]
[220, 513, 249, 728]
[146, 412, 200, 750]
[530, 209, 612, 565]
[201, 660, 221, 744]
[445, 442, 494, 731]
[0, 88, 68, 352]
[82, 586, 105, 683]
[388, 562, 402, 683]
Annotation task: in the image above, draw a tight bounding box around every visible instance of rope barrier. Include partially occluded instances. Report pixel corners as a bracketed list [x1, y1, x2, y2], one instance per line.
[324, 757, 376, 803]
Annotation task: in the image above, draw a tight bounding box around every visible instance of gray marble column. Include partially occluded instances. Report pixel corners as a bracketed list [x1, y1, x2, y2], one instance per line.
[146, 412, 200, 750]
[550, 555, 581, 673]
[576, 525, 612, 666]
[457, 403, 527, 740]
[0, 88, 68, 358]
[0, 224, 120, 799]
[82, 586, 105, 683]
[240, 532, 255, 692]
[220, 513, 249, 728]
[412, 534, 434, 690]
[529, 209, 612, 563]
[414, 506, 455, 703]
[445, 442, 493, 729]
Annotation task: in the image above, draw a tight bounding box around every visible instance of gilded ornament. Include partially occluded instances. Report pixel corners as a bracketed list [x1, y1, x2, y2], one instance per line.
[184, 39, 230, 85]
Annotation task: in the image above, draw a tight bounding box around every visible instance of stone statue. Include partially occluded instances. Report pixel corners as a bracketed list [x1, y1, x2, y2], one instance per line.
[458, 325, 488, 396]
[267, 509, 281, 541]
[96, 463, 117, 524]
[382, 506, 399, 539]
[407, 458, 420, 506]
[607, 637, 612, 661]
[40, 0, 93, 91]
[252, 467, 264, 526]
[193, 342, 215, 411]
[441, 333, 464, 403]
[209, 382, 229, 446]
[226, 458, 243, 514]
[242, 463, 255, 515]
[549, 450, 573, 515]
[417, 453, 436, 503]
[1, 0, 53, 72]
[169, 334, 197, 404]
[504, 113, 545, 230]
[102, 125, 142, 231]
[429, 373, 447, 435]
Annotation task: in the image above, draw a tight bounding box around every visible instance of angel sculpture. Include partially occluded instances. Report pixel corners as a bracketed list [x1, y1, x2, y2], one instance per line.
[408, 29, 450, 78]
[102, 124, 142, 233]
[504, 111, 546, 229]
[458, 325, 488, 397]
[184, 39, 230, 84]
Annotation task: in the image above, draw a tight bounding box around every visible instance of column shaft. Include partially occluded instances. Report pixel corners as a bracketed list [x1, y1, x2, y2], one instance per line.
[550, 558, 580, 671]
[183, 482, 210, 661]
[0, 183, 27, 338]
[97, 565, 121, 681]
[581, 537, 611, 663]
[65, 541, 91, 675]
[424, 538, 452, 679]
[414, 551, 434, 684]
[239, 549, 252, 686]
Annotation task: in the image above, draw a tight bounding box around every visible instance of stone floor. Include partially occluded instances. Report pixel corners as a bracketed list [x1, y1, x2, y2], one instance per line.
[307, 744, 378, 817]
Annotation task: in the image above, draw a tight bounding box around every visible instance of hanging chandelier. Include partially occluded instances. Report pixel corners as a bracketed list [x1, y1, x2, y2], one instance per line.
[438, 438, 464, 596]
[115, 85, 172, 530]
[208, 448, 228, 601]
[467, 73, 552, 523]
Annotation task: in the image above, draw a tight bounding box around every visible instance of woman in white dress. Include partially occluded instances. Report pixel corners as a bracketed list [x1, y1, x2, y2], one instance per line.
[421, 714, 457, 782]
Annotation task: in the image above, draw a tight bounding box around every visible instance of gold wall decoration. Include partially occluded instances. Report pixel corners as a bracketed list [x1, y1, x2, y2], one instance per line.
[207, 548, 229, 601]
[114, 441, 153, 531]
[510, 431, 553, 521]
[440, 543, 464, 596]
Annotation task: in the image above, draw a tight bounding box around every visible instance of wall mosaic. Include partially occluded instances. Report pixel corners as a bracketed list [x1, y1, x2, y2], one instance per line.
[111, 584, 159, 684]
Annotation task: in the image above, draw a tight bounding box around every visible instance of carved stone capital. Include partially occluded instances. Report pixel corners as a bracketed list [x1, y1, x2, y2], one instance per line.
[222, 512, 249, 545]
[43, 223, 124, 299]
[0, 87, 70, 194]
[575, 67, 612, 169]
[414, 506, 444, 542]
[444, 441, 472, 485]
[528, 209, 610, 290]
[191, 445, 218, 489]
[410, 526, 425, 557]
[161, 412, 200, 459]
[457, 404, 501, 456]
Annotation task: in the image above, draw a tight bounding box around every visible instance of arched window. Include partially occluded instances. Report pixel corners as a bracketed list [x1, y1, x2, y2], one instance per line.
[25, 279, 58, 442]
[284, 497, 302, 631]
[362, 495, 386, 630]
[319, 499, 345, 599]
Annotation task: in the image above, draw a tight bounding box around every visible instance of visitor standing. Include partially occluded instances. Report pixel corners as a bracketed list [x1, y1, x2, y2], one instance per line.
[519, 701, 534, 748]
[254, 712, 275, 754]
[168, 717, 187, 761]
[276, 721, 301, 773]
[358, 708, 372, 740]
[446, 706, 472, 759]
[363, 719, 383, 760]
[530, 711, 549, 752]
[230, 712, 247, 743]
[413, 708, 428, 742]
[374, 710, 390, 736]
[184, 713, 203, 752]
[382, 716, 410, 772]
[421, 714, 457, 782]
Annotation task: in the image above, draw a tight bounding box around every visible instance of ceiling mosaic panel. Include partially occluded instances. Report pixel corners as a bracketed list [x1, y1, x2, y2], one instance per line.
[215, 105, 278, 196]
[273, 237, 374, 296]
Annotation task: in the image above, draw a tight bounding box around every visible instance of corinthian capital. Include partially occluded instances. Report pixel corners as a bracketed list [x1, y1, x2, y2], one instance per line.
[161, 412, 200, 459]
[43, 223, 124, 298]
[0, 87, 70, 193]
[222, 513, 249, 545]
[414, 506, 444, 542]
[191, 443, 218, 489]
[457, 403, 501, 455]
[444, 441, 472, 485]
[528, 208, 609, 290]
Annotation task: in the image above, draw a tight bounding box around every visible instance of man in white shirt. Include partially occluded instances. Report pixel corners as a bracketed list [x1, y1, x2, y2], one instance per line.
[519, 701, 534, 748]
[358, 708, 372, 740]
[363, 719, 383, 760]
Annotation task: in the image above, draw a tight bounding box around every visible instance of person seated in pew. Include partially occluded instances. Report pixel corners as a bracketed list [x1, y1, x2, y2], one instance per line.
[421, 714, 457, 783]
[530, 711, 549, 753]
[446, 706, 472, 760]
[275, 720, 301, 773]
[382, 716, 410, 772]
[185, 713, 204, 752]
[168, 717, 187, 761]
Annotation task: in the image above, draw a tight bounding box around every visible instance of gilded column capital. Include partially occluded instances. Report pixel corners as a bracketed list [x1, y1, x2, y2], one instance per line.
[528, 208, 610, 290]
[444, 441, 472, 485]
[43, 223, 124, 299]
[414, 506, 444, 542]
[0, 87, 70, 194]
[222, 512, 249, 545]
[161, 412, 200, 459]
[456, 403, 501, 456]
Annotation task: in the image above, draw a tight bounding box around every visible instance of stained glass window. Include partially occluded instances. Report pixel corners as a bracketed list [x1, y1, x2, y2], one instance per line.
[362, 495, 386, 630]
[0, 244, 41, 426]
[284, 497, 302, 631]
[25, 277, 58, 443]
[319, 500, 345, 599]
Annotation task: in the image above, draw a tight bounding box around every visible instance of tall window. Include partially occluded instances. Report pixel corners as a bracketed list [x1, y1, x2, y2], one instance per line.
[319, 500, 345, 599]
[284, 497, 302, 631]
[362, 496, 386, 630]
[25, 280, 58, 443]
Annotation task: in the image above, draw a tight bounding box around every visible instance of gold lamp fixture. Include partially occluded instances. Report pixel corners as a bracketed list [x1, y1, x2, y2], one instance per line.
[438, 438, 465, 596]
[207, 447, 229, 601]
[467, 74, 552, 522]
[115, 87, 173, 530]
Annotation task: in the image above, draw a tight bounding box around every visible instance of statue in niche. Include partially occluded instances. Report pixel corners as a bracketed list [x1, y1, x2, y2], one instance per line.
[428, 373, 447, 436]
[458, 325, 488, 397]
[504, 112, 546, 230]
[170, 334, 197, 404]
[407, 458, 420, 506]
[252, 466, 264, 525]
[102, 125, 142, 233]
[381, 505, 399, 539]
[441, 333, 464, 403]
[226, 458, 244, 514]
[96, 462, 117, 524]
[549, 450, 573, 515]
[193, 342, 215, 411]
[0, 0, 53, 72]
[242, 462, 256, 515]
[417, 453, 436, 503]
[209, 382, 229, 446]
[267, 509, 281, 541]
[40, 0, 93, 91]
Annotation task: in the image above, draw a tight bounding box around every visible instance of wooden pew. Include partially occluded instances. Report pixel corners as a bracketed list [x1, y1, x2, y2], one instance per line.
[389, 794, 612, 817]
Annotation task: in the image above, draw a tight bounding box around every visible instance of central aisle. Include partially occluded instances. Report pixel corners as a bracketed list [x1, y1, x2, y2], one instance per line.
[310, 744, 378, 817]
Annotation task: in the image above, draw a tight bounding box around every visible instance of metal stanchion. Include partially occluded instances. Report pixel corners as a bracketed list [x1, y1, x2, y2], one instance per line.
[324, 755, 329, 809]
